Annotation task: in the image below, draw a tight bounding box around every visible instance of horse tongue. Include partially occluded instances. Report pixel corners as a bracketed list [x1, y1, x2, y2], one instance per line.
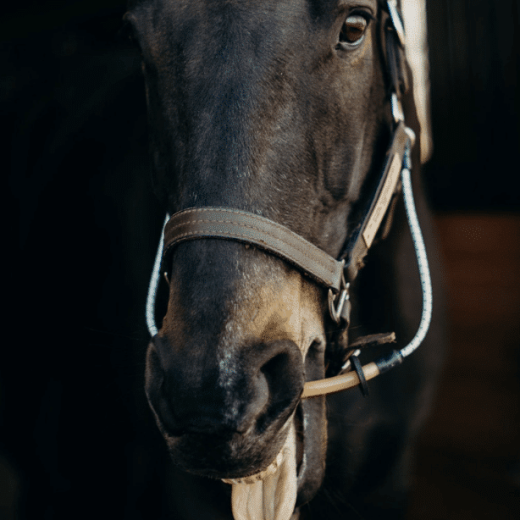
[230, 422, 297, 520]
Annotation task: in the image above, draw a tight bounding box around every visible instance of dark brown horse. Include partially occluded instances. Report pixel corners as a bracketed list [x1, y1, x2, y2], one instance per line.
[125, 1, 444, 518]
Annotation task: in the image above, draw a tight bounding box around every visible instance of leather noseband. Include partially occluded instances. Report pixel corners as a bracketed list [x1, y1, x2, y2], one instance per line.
[163, 208, 345, 293]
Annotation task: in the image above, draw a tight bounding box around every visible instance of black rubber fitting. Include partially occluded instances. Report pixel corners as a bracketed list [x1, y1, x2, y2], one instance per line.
[375, 350, 404, 375]
[350, 355, 369, 397]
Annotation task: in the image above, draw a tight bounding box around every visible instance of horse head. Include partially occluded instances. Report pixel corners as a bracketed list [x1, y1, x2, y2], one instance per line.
[126, 0, 407, 512]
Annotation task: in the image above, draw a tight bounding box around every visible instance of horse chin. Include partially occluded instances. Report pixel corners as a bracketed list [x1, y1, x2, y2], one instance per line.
[160, 411, 296, 480]
[158, 393, 326, 503]
[214, 397, 327, 509]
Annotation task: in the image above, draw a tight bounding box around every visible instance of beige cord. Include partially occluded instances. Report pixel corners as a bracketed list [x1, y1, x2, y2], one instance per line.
[301, 362, 381, 399]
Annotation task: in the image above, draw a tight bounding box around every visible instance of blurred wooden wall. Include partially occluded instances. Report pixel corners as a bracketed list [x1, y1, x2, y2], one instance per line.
[410, 4, 520, 514]
[409, 214, 520, 519]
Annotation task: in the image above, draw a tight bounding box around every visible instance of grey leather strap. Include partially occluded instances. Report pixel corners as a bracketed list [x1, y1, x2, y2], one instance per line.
[163, 207, 345, 292]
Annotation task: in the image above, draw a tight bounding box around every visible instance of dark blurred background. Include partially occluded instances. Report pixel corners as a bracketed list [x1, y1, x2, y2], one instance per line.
[2, 1, 519, 519]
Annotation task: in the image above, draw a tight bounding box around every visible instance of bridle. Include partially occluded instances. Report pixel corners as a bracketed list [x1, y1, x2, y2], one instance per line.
[145, 1, 432, 399]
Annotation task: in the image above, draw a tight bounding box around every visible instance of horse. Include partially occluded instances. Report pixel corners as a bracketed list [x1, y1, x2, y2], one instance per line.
[124, 1, 444, 518]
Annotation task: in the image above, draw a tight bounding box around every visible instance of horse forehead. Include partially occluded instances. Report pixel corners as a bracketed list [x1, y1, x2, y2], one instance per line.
[143, 0, 309, 37]
[130, 0, 312, 86]
[142, 0, 382, 29]
[133, 0, 382, 73]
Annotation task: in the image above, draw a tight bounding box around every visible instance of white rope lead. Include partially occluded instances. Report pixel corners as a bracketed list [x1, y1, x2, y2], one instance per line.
[398, 148, 433, 358]
[145, 214, 170, 337]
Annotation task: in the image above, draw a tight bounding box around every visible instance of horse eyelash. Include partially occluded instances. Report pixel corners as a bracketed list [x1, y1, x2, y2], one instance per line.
[348, 10, 376, 23]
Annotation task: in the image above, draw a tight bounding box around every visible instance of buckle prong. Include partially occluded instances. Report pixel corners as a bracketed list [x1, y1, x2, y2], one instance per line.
[391, 92, 404, 124]
[328, 275, 350, 324]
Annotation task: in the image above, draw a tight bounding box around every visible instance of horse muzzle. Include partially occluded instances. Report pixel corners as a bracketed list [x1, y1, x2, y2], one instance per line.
[144, 336, 305, 478]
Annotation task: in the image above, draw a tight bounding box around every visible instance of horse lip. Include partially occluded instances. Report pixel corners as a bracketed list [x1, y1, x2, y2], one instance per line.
[161, 414, 294, 480]
[220, 406, 306, 486]
[222, 448, 285, 485]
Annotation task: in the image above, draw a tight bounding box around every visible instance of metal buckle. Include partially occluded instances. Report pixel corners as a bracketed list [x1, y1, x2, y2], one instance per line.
[404, 126, 416, 148]
[391, 92, 404, 124]
[328, 272, 350, 325]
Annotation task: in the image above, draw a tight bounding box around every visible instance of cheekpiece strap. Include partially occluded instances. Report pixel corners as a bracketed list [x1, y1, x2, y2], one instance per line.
[386, 0, 409, 97]
[341, 121, 408, 281]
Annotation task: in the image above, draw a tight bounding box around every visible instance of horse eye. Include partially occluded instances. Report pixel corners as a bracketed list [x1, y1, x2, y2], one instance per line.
[340, 15, 368, 45]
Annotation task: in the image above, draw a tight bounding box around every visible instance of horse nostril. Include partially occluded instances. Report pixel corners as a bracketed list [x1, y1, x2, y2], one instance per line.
[146, 338, 304, 438]
[233, 371, 269, 435]
[156, 387, 187, 437]
[262, 352, 292, 400]
[255, 344, 304, 434]
[145, 343, 187, 437]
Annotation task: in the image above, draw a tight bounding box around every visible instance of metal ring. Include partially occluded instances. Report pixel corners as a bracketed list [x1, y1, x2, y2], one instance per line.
[404, 126, 416, 147]
[328, 288, 346, 324]
[391, 93, 404, 124]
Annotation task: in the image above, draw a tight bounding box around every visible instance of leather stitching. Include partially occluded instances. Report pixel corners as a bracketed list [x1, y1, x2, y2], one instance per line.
[163, 210, 343, 288]
[166, 219, 335, 269]
[165, 230, 336, 287]
[166, 210, 338, 267]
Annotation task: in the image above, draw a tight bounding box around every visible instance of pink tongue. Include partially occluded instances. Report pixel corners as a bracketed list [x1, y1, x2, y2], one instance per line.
[226, 422, 297, 520]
